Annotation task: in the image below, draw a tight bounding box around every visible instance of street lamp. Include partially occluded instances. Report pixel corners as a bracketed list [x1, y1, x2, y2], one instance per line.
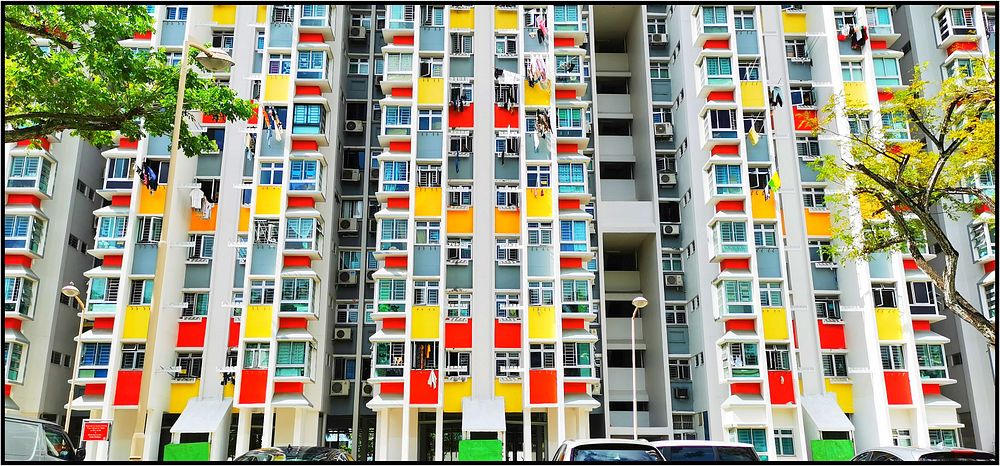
[630, 296, 648, 440]
[126, 40, 236, 461]
[61, 282, 86, 432]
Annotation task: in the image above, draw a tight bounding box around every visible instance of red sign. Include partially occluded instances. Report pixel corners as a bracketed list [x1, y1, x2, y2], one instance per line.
[81, 420, 112, 442]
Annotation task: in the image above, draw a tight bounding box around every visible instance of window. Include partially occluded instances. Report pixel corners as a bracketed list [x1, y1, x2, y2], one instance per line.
[334, 304, 359, 324]
[495, 293, 520, 319]
[187, 234, 215, 261]
[212, 31, 234, 55]
[446, 293, 471, 318]
[8, 155, 54, 194]
[766, 344, 790, 371]
[774, 429, 795, 456]
[928, 429, 958, 447]
[556, 107, 583, 132]
[747, 167, 770, 191]
[422, 5, 444, 26]
[280, 278, 314, 313]
[496, 238, 520, 264]
[815, 297, 841, 320]
[789, 85, 815, 106]
[4, 276, 36, 317]
[557, 164, 586, 194]
[374, 342, 404, 377]
[175, 352, 203, 379]
[271, 5, 294, 23]
[77, 342, 111, 378]
[664, 304, 687, 325]
[5, 215, 46, 253]
[708, 109, 737, 132]
[673, 414, 695, 431]
[907, 281, 937, 307]
[259, 162, 284, 185]
[129, 280, 154, 306]
[418, 57, 443, 78]
[734, 10, 755, 31]
[526, 165, 551, 187]
[915, 344, 947, 379]
[495, 35, 517, 55]
[385, 53, 413, 74]
[249, 279, 276, 305]
[275, 341, 312, 377]
[293, 105, 325, 133]
[881, 111, 910, 140]
[182, 292, 209, 317]
[841, 60, 864, 82]
[713, 165, 742, 195]
[378, 280, 406, 302]
[553, 5, 580, 27]
[752, 223, 777, 249]
[384, 106, 412, 127]
[529, 343, 556, 369]
[560, 220, 588, 252]
[495, 351, 521, 377]
[451, 33, 473, 54]
[387, 5, 415, 29]
[833, 10, 856, 30]
[727, 343, 759, 376]
[880, 345, 906, 370]
[785, 39, 808, 60]
[135, 216, 162, 244]
[413, 281, 439, 306]
[88, 277, 120, 307]
[649, 61, 670, 79]
[662, 252, 683, 272]
[528, 222, 553, 245]
[348, 58, 369, 75]
[759, 282, 783, 307]
[802, 187, 827, 209]
[412, 342, 438, 370]
[300, 5, 328, 26]
[381, 218, 408, 243]
[414, 221, 440, 245]
[719, 280, 753, 315]
[866, 7, 893, 35]
[701, 6, 728, 33]
[120, 344, 146, 370]
[268, 54, 292, 75]
[969, 222, 996, 261]
[704, 57, 733, 80]
[562, 280, 590, 305]
[872, 283, 897, 308]
[795, 136, 821, 160]
[715, 221, 748, 254]
[821, 353, 848, 377]
[563, 342, 592, 377]
[647, 18, 667, 36]
[418, 109, 442, 131]
[738, 60, 760, 81]
[807, 240, 835, 266]
[528, 281, 554, 306]
[668, 358, 691, 380]
[891, 428, 912, 447]
[165, 6, 188, 21]
[983, 284, 996, 320]
[445, 351, 470, 377]
[847, 113, 872, 136]
[446, 238, 472, 263]
[872, 57, 901, 86]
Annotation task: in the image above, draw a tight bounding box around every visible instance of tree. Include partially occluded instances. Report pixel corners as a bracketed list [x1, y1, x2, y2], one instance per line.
[811, 55, 996, 346]
[4, 5, 253, 157]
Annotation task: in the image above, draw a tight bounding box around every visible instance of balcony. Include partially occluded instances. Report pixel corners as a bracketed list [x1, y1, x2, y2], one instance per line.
[291, 106, 329, 144]
[561, 303, 596, 321]
[695, 6, 730, 46]
[284, 228, 324, 259]
[298, 5, 334, 39]
[269, 22, 294, 48]
[374, 303, 405, 320]
[295, 56, 333, 92]
[699, 66, 735, 98]
[382, 5, 415, 41]
[6, 155, 54, 199]
[4, 209, 47, 258]
[287, 161, 325, 200]
[701, 110, 740, 150]
[935, 8, 979, 49]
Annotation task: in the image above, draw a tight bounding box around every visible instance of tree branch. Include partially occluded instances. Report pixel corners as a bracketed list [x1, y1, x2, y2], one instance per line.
[3, 17, 76, 50]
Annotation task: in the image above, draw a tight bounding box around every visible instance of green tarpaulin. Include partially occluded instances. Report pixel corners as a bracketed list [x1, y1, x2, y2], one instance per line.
[163, 442, 211, 461]
[458, 439, 503, 461]
[810, 439, 855, 461]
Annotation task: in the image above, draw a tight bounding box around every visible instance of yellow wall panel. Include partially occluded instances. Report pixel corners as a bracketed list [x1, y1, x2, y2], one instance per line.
[494, 381, 522, 413]
[256, 6, 267, 23]
[741, 81, 766, 109]
[450, 9, 474, 29]
[255, 186, 283, 215]
[843, 82, 868, 109]
[417, 78, 445, 105]
[122, 306, 150, 340]
[494, 209, 521, 235]
[238, 207, 251, 232]
[750, 192, 777, 219]
[495, 9, 518, 30]
[526, 188, 552, 218]
[443, 379, 471, 412]
[189, 205, 218, 232]
[245, 305, 273, 339]
[415, 188, 442, 217]
[762, 307, 789, 341]
[824, 379, 854, 413]
[804, 210, 832, 237]
[213, 5, 236, 25]
[524, 80, 552, 106]
[264, 75, 290, 103]
[782, 11, 807, 34]
[168, 380, 201, 413]
[411, 306, 441, 339]
[527, 306, 556, 340]
[875, 308, 903, 341]
[446, 208, 473, 234]
[138, 186, 166, 215]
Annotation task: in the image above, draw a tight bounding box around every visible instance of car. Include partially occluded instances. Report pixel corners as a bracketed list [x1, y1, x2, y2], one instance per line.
[551, 439, 666, 462]
[852, 446, 996, 462]
[233, 446, 353, 461]
[651, 440, 761, 462]
[4, 415, 86, 462]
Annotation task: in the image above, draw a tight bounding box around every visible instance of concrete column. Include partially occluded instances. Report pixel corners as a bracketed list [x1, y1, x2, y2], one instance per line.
[434, 408, 444, 461]
[375, 410, 388, 460]
[261, 406, 274, 447]
[400, 406, 411, 460]
[292, 408, 305, 445]
[523, 408, 532, 461]
[235, 409, 252, 456]
[141, 410, 162, 460]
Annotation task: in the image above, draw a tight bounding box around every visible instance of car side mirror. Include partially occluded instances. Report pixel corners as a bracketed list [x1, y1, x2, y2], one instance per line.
[75, 448, 87, 461]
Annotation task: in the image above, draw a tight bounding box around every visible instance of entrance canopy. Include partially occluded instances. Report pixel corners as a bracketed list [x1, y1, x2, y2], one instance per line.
[171, 397, 233, 434]
[461, 398, 506, 432]
[801, 394, 854, 432]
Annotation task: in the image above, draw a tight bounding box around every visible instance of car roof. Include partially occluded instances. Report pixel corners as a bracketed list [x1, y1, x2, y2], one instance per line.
[5, 414, 63, 428]
[563, 438, 654, 447]
[651, 440, 757, 448]
[864, 446, 992, 458]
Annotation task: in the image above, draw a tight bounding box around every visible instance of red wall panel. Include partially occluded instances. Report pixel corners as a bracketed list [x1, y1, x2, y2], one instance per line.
[495, 106, 520, 128]
[282, 256, 311, 267]
[445, 320, 472, 348]
[730, 382, 761, 395]
[564, 382, 588, 394]
[555, 89, 576, 99]
[707, 91, 735, 101]
[387, 197, 410, 209]
[720, 258, 751, 271]
[274, 382, 303, 393]
[114, 370, 142, 406]
[388, 141, 411, 152]
[409, 370, 439, 404]
[703, 39, 730, 49]
[381, 382, 404, 394]
[715, 200, 745, 212]
[391, 87, 413, 98]
[884, 371, 912, 405]
[725, 319, 756, 331]
[228, 318, 240, 348]
[449, 104, 475, 128]
[529, 370, 558, 404]
[385, 256, 408, 268]
[176, 319, 207, 348]
[382, 318, 406, 330]
[768, 370, 796, 405]
[392, 35, 414, 46]
[494, 320, 521, 349]
[816, 320, 846, 349]
[239, 369, 268, 404]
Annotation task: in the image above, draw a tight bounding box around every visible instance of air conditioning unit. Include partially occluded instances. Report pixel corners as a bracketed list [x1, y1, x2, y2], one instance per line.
[330, 380, 350, 396]
[341, 168, 361, 181]
[673, 387, 690, 399]
[334, 328, 353, 340]
[338, 270, 359, 284]
[592, 381, 602, 396]
[650, 33, 668, 44]
[361, 382, 374, 397]
[658, 173, 677, 186]
[654, 122, 674, 138]
[662, 223, 680, 236]
[345, 120, 365, 133]
[339, 218, 359, 233]
[348, 26, 367, 39]
[365, 270, 376, 282]
[664, 273, 684, 287]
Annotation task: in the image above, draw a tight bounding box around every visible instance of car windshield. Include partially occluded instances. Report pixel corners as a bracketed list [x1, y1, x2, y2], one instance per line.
[920, 451, 996, 462]
[661, 446, 715, 461]
[717, 446, 760, 461]
[572, 444, 662, 462]
[284, 447, 336, 461]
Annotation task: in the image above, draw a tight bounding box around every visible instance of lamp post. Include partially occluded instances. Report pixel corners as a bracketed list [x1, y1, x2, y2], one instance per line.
[61, 282, 87, 432]
[126, 40, 235, 461]
[630, 296, 648, 440]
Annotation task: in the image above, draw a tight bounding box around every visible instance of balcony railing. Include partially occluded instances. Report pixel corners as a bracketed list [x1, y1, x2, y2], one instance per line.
[561, 303, 592, 314]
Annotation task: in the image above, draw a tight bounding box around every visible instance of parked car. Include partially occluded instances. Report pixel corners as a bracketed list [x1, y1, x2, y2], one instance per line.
[551, 439, 666, 462]
[233, 446, 353, 461]
[852, 446, 996, 462]
[652, 440, 761, 462]
[4, 415, 85, 462]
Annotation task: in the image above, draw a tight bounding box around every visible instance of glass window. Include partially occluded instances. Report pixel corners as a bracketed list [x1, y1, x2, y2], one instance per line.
[275, 341, 311, 377]
[774, 429, 795, 456]
[766, 344, 790, 371]
[759, 282, 783, 307]
[872, 58, 901, 86]
[268, 54, 292, 75]
[841, 60, 864, 82]
[733, 10, 756, 31]
[821, 353, 848, 377]
[880, 344, 906, 370]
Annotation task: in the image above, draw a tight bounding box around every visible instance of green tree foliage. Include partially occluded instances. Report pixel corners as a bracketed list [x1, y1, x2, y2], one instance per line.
[811, 56, 996, 345]
[4, 5, 253, 157]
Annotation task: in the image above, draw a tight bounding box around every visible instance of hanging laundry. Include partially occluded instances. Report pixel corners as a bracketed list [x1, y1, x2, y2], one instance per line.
[201, 200, 213, 220]
[859, 25, 868, 47]
[838, 24, 850, 41]
[748, 125, 760, 146]
[427, 370, 437, 388]
[190, 187, 206, 210]
[765, 171, 781, 200]
[532, 129, 540, 150]
[769, 86, 783, 108]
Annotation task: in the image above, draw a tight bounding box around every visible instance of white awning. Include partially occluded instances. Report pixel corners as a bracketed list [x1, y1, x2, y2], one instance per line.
[275, 328, 315, 341]
[980, 271, 995, 285]
[562, 329, 598, 343]
[563, 393, 600, 409]
[271, 393, 312, 408]
[77, 328, 114, 342]
[801, 394, 854, 432]
[170, 397, 233, 434]
[560, 268, 595, 280]
[370, 328, 405, 342]
[5, 327, 29, 345]
[712, 269, 754, 283]
[5, 394, 20, 411]
[557, 208, 591, 220]
[722, 393, 766, 407]
[5, 204, 48, 219]
[372, 268, 408, 280]
[280, 266, 317, 278]
[285, 206, 321, 218]
[365, 393, 404, 410]
[93, 205, 130, 216]
[913, 330, 950, 344]
[4, 265, 38, 281]
[462, 398, 506, 432]
[904, 269, 930, 281]
[67, 394, 105, 410]
[84, 265, 123, 278]
[718, 330, 759, 343]
[923, 394, 961, 408]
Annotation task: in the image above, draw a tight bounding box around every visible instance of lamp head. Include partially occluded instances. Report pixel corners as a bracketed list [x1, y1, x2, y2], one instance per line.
[195, 47, 236, 72]
[632, 296, 648, 309]
[61, 282, 81, 298]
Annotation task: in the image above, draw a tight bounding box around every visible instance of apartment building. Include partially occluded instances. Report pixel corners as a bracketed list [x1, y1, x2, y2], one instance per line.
[4, 133, 105, 436]
[7, 3, 995, 463]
